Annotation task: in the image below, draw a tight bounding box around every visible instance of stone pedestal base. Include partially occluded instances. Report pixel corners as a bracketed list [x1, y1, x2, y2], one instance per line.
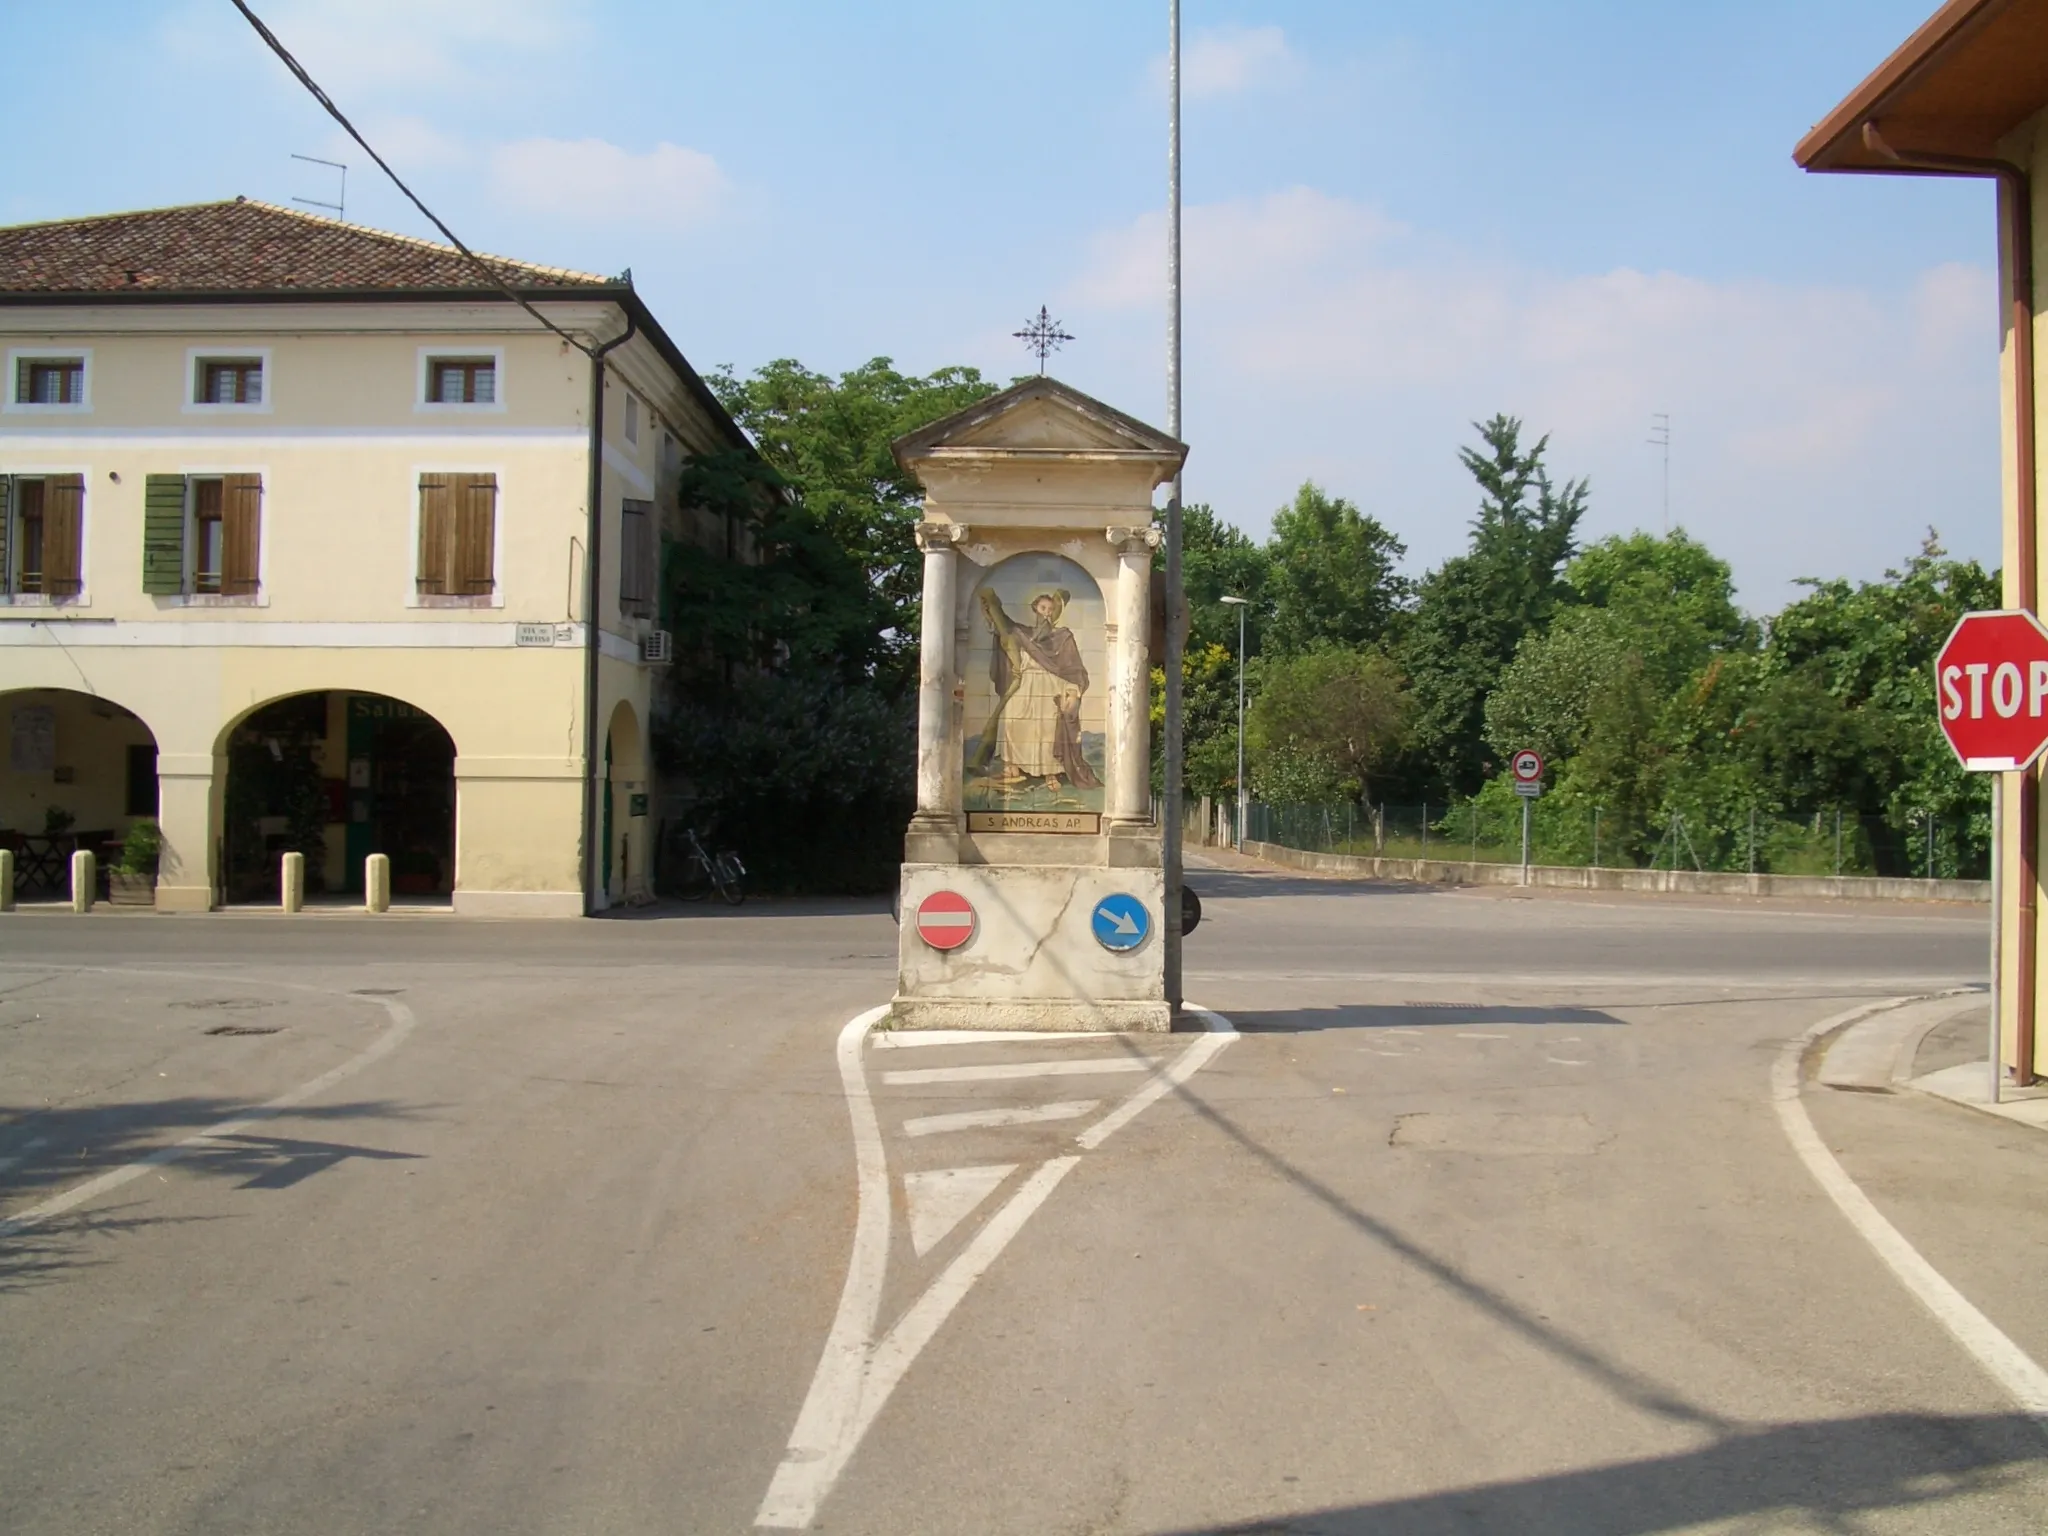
[889, 997, 1172, 1033]
[896, 861, 1168, 1032]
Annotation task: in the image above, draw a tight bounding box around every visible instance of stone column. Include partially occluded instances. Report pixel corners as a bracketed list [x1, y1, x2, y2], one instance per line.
[908, 521, 969, 850]
[1107, 525, 1162, 826]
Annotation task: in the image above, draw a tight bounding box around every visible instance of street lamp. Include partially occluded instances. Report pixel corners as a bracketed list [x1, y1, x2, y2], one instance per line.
[1220, 595, 1249, 849]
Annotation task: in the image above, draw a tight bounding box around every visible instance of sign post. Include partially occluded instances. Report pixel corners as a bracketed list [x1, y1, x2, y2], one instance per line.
[1935, 610, 2048, 1095]
[1511, 750, 1545, 884]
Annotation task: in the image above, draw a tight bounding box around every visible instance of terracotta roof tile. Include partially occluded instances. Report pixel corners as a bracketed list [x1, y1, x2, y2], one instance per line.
[0, 198, 612, 296]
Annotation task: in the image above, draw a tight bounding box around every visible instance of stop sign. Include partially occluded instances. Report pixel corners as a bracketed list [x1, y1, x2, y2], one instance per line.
[1936, 609, 2048, 770]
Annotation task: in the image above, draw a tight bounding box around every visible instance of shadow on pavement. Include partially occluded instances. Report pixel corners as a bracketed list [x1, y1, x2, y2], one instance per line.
[598, 895, 894, 921]
[1161, 1412, 2048, 1534]
[1, 1095, 424, 1288]
[1235, 1003, 1622, 1033]
[1182, 870, 1439, 902]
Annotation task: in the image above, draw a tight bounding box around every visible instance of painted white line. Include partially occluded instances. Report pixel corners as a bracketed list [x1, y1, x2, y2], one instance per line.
[882, 1058, 1151, 1086]
[904, 1164, 1016, 1256]
[756, 1004, 1236, 1529]
[1773, 998, 2048, 1433]
[755, 1004, 893, 1530]
[903, 1100, 1100, 1138]
[1457, 1032, 1510, 1040]
[872, 1029, 1115, 1049]
[0, 993, 416, 1238]
[1076, 1005, 1237, 1152]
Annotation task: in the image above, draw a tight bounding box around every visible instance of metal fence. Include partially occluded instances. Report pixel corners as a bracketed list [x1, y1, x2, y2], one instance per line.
[1234, 800, 1991, 881]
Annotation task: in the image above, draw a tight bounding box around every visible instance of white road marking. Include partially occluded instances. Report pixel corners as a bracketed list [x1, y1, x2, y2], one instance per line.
[871, 1029, 1114, 1049]
[756, 1004, 1237, 1529]
[882, 1058, 1150, 1086]
[1546, 1057, 1590, 1066]
[0, 981, 417, 1239]
[1773, 997, 2048, 1434]
[904, 1165, 1015, 1256]
[903, 1100, 1100, 1138]
[0, 1135, 49, 1174]
[1457, 1032, 1510, 1040]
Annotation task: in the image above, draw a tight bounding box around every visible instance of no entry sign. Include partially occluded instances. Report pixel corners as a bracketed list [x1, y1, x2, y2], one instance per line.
[915, 890, 977, 951]
[1935, 610, 2048, 771]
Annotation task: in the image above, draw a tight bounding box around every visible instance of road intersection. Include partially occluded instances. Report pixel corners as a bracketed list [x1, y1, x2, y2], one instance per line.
[2, 867, 2043, 1533]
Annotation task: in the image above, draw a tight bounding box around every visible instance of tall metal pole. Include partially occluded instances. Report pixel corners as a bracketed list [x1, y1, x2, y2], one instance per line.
[1234, 601, 1246, 849]
[1162, 0, 1185, 1012]
[1992, 775, 2005, 1105]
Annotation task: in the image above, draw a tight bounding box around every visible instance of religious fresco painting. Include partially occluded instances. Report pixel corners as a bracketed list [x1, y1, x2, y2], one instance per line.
[962, 553, 1106, 831]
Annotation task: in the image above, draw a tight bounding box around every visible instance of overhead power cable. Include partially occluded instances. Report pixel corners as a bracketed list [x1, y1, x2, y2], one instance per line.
[228, 0, 596, 357]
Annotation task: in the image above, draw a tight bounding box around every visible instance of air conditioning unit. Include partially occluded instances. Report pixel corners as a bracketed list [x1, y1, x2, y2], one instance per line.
[640, 629, 674, 665]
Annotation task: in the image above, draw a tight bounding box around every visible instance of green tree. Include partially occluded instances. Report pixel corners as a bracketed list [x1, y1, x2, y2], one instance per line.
[1402, 415, 1587, 795]
[1263, 482, 1409, 657]
[1181, 502, 1271, 658]
[709, 357, 1002, 692]
[1248, 647, 1412, 805]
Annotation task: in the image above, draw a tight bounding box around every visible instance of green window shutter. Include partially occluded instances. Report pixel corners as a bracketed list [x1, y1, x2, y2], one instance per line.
[142, 474, 187, 594]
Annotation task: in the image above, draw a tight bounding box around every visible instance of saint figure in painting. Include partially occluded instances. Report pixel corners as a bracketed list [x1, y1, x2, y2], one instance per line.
[970, 586, 1102, 793]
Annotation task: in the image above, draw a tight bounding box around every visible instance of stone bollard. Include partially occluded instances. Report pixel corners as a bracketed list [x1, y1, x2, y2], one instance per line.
[71, 849, 96, 914]
[281, 851, 305, 914]
[365, 852, 391, 914]
[0, 848, 13, 913]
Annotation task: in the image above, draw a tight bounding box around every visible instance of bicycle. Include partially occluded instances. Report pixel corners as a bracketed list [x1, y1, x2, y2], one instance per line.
[669, 825, 746, 906]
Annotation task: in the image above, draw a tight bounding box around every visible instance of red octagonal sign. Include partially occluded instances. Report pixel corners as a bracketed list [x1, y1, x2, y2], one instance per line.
[1937, 609, 2048, 771]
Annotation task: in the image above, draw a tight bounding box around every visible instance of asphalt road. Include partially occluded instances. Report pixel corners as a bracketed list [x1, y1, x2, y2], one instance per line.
[2, 868, 2040, 1534]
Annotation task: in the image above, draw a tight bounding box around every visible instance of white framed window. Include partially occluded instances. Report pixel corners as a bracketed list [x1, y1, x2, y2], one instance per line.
[1, 472, 88, 602]
[186, 348, 272, 413]
[142, 471, 265, 603]
[409, 467, 504, 608]
[624, 391, 640, 445]
[416, 346, 506, 413]
[5, 348, 92, 414]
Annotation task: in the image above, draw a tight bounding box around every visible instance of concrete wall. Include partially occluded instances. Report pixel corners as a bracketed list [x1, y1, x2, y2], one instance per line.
[1241, 841, 1992, 905]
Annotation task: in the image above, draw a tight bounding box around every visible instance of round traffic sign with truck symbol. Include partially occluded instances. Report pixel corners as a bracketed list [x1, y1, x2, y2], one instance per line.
[915, 890, 977, 951]
[1511, 749, 1544, 783]
[1935, 609, 2048, 771]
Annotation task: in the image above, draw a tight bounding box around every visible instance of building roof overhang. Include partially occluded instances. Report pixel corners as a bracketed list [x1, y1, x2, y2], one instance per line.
[1796, 0, 2048, 173]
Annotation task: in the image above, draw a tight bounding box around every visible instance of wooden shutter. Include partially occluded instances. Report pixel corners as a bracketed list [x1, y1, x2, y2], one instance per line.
[619, 500, 652, 612]
[142, 474, 188, 594]
[42, 474, 83, 596]
[0, 477, 11, 597]
[417, 474, 453, 593]
[453, 473, 496, 595]
[222, 474, 262, 596]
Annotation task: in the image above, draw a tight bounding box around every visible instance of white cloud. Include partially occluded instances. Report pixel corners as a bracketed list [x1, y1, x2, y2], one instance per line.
[489, 139, 728, 228]
[1059, 189, 2001, 606]
[1150, 24, 1297, 99]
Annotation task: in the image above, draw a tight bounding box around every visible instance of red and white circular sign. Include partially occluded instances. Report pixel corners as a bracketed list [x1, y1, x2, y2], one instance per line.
[915, 890, 977, 951]
[1511, 749, 1544, 783]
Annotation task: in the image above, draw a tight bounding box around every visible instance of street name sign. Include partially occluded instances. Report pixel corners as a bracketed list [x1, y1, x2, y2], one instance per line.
[915, 890, 977, 951]
[1935, 609, 2048, 771]
[1091, 893, 1152, 952]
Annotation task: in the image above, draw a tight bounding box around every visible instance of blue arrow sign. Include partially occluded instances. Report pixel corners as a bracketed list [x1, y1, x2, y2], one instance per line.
[1091, 893, 1152, 952]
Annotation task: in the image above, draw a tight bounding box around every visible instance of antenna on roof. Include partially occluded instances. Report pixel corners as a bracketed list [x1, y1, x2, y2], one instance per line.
[290, 153, 346, 221]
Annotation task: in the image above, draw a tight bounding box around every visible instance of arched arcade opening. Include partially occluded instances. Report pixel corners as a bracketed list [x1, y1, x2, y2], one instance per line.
[221, 691, 455, 904]
[1, 687, 158, 899]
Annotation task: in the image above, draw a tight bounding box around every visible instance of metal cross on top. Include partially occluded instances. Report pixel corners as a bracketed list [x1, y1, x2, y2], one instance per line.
[1013, 306, 1073, 373]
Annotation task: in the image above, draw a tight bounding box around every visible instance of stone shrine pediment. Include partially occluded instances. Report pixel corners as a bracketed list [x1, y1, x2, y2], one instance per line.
[894, 376, 1186, 469]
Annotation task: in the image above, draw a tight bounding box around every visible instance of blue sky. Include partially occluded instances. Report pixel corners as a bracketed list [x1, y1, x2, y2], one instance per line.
[3, 1, 2000, 610]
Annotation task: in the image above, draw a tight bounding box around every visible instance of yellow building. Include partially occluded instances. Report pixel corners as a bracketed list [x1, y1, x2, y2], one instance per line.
[0, 199, 751, 915]
[1797, 0, 2048, 1082]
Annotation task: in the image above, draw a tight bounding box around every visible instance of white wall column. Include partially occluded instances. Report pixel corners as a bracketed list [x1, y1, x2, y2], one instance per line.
[153, 752, 222, 912]
[1107, 525, 1162, 825]
[911, 521, 968, 827]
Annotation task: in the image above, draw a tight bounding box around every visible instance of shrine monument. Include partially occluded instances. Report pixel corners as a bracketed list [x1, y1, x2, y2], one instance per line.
[890, 377, 1186, 1031]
